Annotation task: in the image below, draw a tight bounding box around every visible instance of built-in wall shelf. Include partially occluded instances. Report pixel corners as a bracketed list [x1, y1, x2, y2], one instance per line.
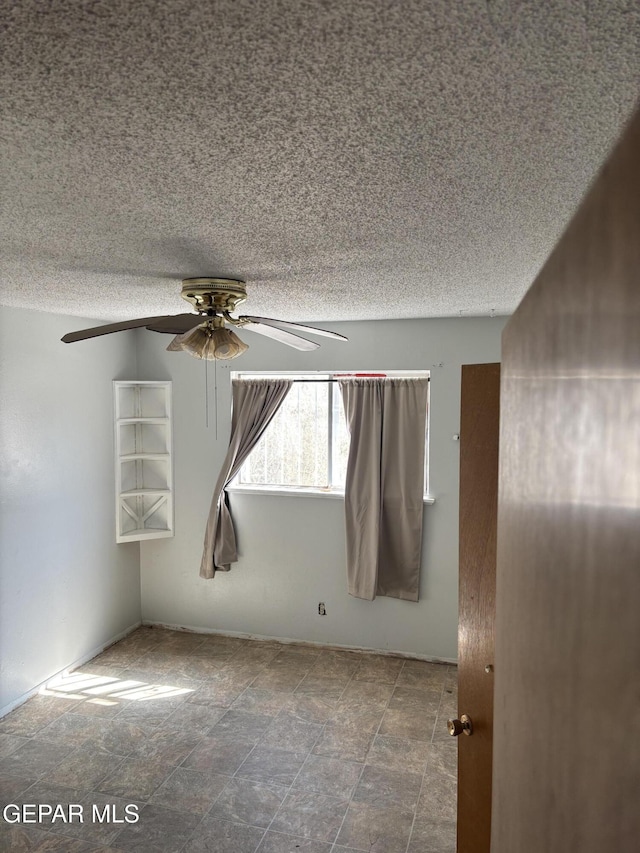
[114, 381, 174, 543]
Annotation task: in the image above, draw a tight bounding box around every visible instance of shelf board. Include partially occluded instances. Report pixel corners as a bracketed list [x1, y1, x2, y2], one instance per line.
[117, 528, 174, 542]
[120, 489, 171, 497]
[117, 417, 169, 424]
[120, 453, 170, 461]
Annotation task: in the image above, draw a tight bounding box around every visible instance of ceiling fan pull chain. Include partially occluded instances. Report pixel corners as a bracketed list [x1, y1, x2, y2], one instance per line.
[205, 357, 209, 430]
[214, 358, 218, 441]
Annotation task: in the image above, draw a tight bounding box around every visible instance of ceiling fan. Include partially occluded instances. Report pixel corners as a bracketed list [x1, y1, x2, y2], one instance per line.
[61, 278, 348, 359]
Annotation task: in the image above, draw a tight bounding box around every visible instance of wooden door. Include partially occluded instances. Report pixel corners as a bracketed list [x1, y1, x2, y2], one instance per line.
[492, 107, 640, 852]
[457, 362, 500, 853]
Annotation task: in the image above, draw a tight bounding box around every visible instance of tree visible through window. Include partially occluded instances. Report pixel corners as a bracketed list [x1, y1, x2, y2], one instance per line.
[238, 375, 349, 490]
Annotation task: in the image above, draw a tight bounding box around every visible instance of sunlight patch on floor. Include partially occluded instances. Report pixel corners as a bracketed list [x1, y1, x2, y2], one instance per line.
[41, 670, 193, 705]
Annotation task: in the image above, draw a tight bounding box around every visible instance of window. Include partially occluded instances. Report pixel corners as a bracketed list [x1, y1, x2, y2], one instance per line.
[236, 374, 349, 491]
[232, 371, 430, 495]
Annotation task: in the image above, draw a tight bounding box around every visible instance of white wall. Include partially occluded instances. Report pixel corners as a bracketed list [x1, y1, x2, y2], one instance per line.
[138, 316, 506, 661]
[0, 307, 142, 714]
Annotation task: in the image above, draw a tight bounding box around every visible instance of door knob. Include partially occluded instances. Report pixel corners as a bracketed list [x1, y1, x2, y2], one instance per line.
[447, 714, 473, 736]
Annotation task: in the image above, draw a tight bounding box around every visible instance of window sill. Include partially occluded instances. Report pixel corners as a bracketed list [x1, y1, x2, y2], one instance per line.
[227, 484, 435, 504]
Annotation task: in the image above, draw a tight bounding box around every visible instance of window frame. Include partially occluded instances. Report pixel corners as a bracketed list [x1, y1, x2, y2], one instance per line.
[227, 370, 434, 502]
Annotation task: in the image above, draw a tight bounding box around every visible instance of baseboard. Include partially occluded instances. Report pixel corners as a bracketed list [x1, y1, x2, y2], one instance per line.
[0, 620, 142, 719]
[142, 619, 457, 666]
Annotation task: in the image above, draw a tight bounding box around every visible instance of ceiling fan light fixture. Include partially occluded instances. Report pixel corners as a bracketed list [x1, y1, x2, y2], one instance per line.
[169, 323, 249, 360]
[209, 326, 249, 360]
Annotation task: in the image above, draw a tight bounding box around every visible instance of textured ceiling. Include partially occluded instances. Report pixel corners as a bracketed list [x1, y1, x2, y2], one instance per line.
[1, 0, 639, 323]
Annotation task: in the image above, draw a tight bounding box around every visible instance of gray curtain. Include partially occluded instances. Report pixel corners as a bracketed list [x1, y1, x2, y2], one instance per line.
[200, 378, 292, 578]
[339, 377, 429, 601]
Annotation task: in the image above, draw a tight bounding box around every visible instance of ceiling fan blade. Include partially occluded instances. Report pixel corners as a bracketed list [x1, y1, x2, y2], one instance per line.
[61, 315, 175, 343]
[242, 321, 319, 351]
[241, 315, 348, 341]
[145, 314, 205, 334]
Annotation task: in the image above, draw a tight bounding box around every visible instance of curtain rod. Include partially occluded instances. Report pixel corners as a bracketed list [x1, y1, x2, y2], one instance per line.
[250, 377, 430, 383]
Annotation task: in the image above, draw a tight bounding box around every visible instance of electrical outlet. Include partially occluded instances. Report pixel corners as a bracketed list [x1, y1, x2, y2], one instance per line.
[318, 602, 326, 616]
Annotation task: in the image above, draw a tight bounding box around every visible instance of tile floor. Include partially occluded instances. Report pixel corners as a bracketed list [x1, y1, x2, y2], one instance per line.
[0, 627, 457, 853]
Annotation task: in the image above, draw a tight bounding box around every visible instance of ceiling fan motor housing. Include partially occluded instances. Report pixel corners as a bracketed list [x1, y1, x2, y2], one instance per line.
[181, 278, 247, 314]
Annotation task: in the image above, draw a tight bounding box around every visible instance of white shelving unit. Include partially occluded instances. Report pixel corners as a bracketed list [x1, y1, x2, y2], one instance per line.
[114, 381, 174, 542]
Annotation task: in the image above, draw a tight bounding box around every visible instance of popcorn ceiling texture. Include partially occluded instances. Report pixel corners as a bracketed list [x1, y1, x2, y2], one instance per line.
[1, 0, 638, 322]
